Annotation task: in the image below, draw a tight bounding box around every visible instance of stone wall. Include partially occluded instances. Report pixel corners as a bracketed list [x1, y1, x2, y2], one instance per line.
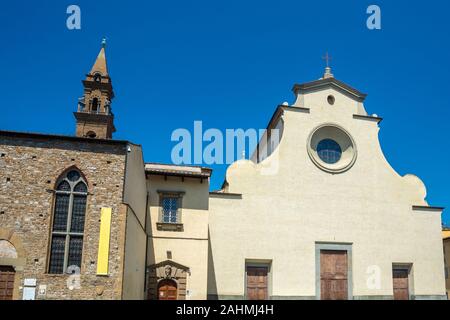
[0, 134, 128, 299]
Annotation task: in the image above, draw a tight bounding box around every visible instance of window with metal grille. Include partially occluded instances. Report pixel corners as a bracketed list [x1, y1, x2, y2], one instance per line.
[158, 192, 183, 224]
[48, 169, 87, 274]
[162, 197, 178, 223]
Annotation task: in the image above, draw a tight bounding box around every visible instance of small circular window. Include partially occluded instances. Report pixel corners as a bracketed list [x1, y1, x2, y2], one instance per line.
[327, 95, 335, 105]
[317, 139, 342, 164]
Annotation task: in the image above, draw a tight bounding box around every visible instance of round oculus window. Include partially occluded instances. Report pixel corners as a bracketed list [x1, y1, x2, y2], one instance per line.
[317, 139, 342, 164]
[67, 170, 81, 182]
[307, 124, 357, 173]
[327, 95, 335, 105]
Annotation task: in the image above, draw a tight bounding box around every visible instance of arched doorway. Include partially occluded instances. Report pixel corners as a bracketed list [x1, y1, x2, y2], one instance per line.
[157, 279, 177, 300]
[0, 240, 18, 300]
[0, 230, 25, 300]
[146, 261, 189, 300]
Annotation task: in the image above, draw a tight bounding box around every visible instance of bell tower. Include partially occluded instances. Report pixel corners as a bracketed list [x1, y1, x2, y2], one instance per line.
[74, 39, 116, 139]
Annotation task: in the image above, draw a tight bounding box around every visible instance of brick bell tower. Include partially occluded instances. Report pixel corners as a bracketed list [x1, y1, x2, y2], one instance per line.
[74, 39, 116, 139]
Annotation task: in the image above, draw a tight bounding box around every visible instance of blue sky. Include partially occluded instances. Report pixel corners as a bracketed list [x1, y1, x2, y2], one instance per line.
[0, 1, 449, 223]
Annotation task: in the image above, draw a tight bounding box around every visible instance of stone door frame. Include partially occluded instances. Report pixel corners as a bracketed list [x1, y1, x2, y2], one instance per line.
[146, 260, 190, 300]
[315, 242, 353, 300]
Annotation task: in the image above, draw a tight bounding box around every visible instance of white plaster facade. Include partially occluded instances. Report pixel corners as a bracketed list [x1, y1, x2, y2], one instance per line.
[146, 168, 210, 300]
[146, 71, 446, 300]
[206, 73, 446, 300]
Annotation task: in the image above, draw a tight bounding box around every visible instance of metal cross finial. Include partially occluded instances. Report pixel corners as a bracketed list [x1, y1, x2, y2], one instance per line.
[101, 37, 107, 48]
[322, 52, 332, 67]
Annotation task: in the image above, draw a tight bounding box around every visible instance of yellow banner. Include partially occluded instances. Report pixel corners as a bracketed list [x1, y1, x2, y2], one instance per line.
[97, 207, 112, 275]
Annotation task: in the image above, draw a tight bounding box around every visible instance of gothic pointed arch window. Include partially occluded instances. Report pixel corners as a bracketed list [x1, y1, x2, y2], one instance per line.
[48, 169, 88, 274]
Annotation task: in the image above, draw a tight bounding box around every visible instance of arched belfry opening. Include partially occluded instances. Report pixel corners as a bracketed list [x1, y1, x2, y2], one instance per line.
[91, 98, 99, 113]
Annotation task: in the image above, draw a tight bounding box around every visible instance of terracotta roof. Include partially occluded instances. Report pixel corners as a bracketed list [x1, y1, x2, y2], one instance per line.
[145, 163, 212, 178]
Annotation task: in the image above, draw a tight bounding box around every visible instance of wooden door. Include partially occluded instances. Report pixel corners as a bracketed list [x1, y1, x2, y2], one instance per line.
[320, 250, 348, 300]
[246, 266, 268, 300]
[393, 269, 409, 300]
[158, 279, 177, 300]
[0, 266, 15, 300]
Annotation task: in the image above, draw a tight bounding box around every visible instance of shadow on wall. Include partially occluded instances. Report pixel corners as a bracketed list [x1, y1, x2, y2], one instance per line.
[145, 180, 211, 299]
[207, 228, 218, 300]
[145, 198, 156, 300]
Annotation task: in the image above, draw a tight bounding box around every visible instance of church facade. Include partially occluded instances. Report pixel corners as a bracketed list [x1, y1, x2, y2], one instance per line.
[0, 43, 446, 300]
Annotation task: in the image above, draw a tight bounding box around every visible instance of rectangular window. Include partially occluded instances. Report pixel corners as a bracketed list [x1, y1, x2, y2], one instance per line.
[157, 191, 184, 231]
[162, 196, 179, 223]
[158, 192, 184, 224]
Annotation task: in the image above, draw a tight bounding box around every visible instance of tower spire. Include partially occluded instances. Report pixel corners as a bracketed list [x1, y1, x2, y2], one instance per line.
[90, 38, 109, 76]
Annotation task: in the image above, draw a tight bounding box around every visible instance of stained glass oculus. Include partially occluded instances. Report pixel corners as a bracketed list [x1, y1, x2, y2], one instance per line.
[317, 139, 342, 164]
[67, 170, 81, 182]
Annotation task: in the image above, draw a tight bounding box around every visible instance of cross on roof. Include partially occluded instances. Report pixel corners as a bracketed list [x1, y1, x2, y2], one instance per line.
[322, 52, 332, 67]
